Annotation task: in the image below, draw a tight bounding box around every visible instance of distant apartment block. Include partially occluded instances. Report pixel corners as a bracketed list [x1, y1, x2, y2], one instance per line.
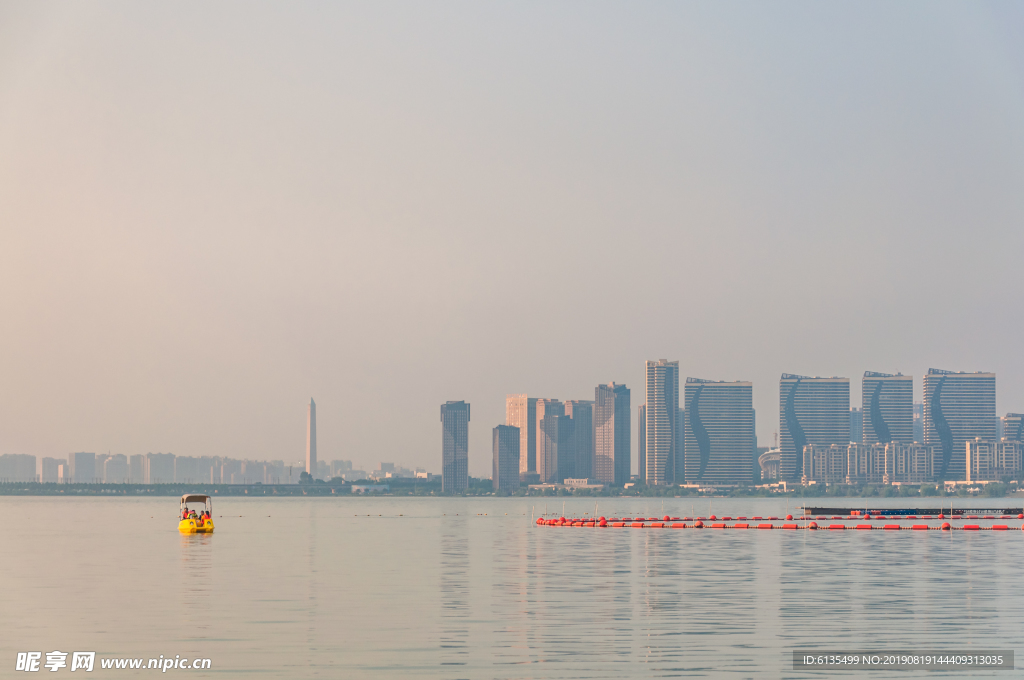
[68, 452, 97, 484]
[923, 369, 996, 480]
[862, 372, 913, 444]
[966, 439, 1023, 483]
[41, 457, 65, 483]
[802, 442, 938, 485]
[682, 378, 755, 484]
[594, 383, 630, 486]
[1002, 413, 1024, 442]
[645, 360, 679, 485]
[0, 454, 36, 482]
[492, 425, 520, 493]
[104, 454, 128, 483]
[129, 454, 144, 482]
[506, 395, 537, 479]
[779, 375, 850, 481]
[145, 452, 175, 484]
[440, 401, 470, 493]
[564, 400, 594, 481]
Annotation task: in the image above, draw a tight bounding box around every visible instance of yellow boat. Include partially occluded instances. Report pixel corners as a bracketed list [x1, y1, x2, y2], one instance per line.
[178, 493, 215, 534]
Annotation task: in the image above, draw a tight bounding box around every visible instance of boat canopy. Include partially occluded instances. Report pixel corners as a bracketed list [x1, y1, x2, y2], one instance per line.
[181, 494, 211, 504]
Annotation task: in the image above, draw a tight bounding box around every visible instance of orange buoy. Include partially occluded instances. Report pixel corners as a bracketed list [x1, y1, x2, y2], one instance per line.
[694, 520, 704, 528]
[709, 515, 717, 520]
[785, 514, 793, 521]
[808, 522, 818, 530]
[663, 515, 670, 521]
[536, 518, 544, 524]
[937, 514, 944, 519]
[941, 522, 951, 530]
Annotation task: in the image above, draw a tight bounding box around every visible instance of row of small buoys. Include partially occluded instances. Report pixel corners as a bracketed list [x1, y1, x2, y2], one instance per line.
[536, 517, 1024, 531]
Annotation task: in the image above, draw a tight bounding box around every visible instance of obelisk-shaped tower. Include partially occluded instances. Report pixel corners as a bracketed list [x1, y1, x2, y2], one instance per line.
[306, 398, 317, 478]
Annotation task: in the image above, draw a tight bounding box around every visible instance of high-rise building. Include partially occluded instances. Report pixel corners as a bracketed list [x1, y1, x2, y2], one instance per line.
[68, 452, 97, 484]
[849, 408, 863, 443]
[306, 398, 317, 478]
[506, 395, 537, 479]
[492, 425, 520, 493]
[593, 383, 630, 486]
[779, 375, 850, 481]
[913, 403, 924, 443]
[535, 399, 564, 483]
[861, 372, 913, 444]
[645, 360, 679, 485]
[636, 403, 645, 482]
[0, 454, 36, 482]
[923, 369, 996, 480]
[440, 401, 470, 493]
[104, 454, 128, 483]
[145, 452, 175, 483]
[564, 400, 594, 481]
[41, 457, 65, 484]
[538, 412, 572, 483]
[682, 378, 755, 484]
[175, 456, 200, 483]
[1002, 413, 1024, 442]
[129, 454, 145, 482]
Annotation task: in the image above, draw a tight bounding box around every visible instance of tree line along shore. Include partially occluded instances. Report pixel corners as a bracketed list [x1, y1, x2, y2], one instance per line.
[0, 479, 1018, 498]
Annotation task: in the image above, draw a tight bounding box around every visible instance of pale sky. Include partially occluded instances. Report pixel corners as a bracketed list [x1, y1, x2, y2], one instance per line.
[1, 2, 1022, 476]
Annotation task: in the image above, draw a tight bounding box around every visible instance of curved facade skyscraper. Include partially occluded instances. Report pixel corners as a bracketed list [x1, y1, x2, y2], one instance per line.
[923, 369, 995, 480]
[644, 360, 679, 485]
[778, 374, 849, 480]
[682, 378, 754, 484]
[861, 372, 913, 445]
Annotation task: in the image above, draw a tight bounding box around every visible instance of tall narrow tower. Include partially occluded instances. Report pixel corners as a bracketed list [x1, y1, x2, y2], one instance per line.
[645, 360, 679, 485]
[306, 398, 317, 478]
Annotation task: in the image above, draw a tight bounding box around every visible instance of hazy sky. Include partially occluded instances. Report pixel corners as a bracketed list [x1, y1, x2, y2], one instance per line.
[1, 2, 1022, 476]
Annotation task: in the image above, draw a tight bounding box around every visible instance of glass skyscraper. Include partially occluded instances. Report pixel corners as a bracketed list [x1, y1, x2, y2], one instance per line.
[778, 374, 850, 481]
[492, 424, 520, 493]
[644, 360, 679, 486]
[923, 369, 995, 480]
[440, 400, 470, 493]
[861, 372, 913, 444]
[682, 378, 754, 484]
[594, 383, 630, 486]
[505, 395, 537, 479]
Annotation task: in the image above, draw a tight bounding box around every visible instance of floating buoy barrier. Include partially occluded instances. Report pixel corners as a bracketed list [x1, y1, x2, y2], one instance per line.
[534, 516, 1024, 531]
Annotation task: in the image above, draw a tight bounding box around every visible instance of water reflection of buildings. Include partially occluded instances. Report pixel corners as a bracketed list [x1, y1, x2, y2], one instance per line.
[439, 517, 469, 669]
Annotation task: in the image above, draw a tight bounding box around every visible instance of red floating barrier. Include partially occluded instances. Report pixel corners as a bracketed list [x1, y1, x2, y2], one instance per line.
[711, 523, 727, 529]
[828, 525, 845, 530]
[733, 523, 749, 529]
[768, 517, 779, 521]
[723, 516, 733, 521]
[612, 522, 625, 528]
[536, 518, 545, 525]
[758, 524, 773, 529]
[753, 516, 763, 520]
[737, 516, 748, 520]
[856, 524, 872, 530]
[912, 525, 929, 531]
[651, 522, 665, 528]
[782, 523, 799, 530]
[962, 525, 980, 531]
[884, 525, 901, 530]
[992, 525, 1009, 531]
[671, 523, 686, 529]
[598, 521, 607, 527]
[631, 522, 645, 528]
[584, 521, 595, 527]
[941, 522, 951, 530]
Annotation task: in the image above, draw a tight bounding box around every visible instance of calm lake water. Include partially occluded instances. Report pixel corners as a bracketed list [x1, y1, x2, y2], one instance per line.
[4, 496, 1023, 678]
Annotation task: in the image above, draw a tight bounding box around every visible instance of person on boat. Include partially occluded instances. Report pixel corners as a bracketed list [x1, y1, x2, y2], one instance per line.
[182, 506, 189, 520]
[189, 510, 198, 520]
